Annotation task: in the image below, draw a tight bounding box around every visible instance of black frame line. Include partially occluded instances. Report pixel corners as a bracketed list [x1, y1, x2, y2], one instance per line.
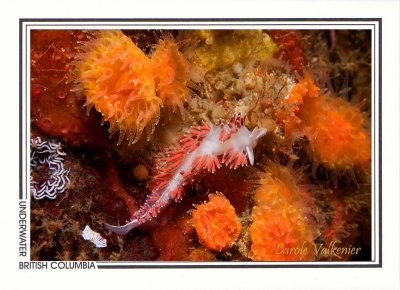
[20, 18, 381, 22]
[19, 18, 382, 269]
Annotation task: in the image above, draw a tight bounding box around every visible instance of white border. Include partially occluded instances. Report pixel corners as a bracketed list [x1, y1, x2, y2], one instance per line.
[1, 0, 398, 288]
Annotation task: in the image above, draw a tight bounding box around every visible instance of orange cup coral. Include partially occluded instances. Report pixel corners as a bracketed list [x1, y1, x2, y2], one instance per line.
[74, 30, 162, 145]
[279, 73, 371, 170]
[151, 37, 190, 117]
[278, 73, 320, 137]
[299, 94, 371, 169]
[191, 193, 242, 252]
[249, 162, 320, 261]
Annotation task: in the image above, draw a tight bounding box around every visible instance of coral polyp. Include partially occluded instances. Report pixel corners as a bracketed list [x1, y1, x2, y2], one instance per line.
[74, 30, 162, 145]
[299, 94, 371, 169]
[249, 162, 320, 261]
[191, 193, 242, 251]
[278, 74, 320, 137]
[279, 73, 371, 170]
[152, 37, 190, 117]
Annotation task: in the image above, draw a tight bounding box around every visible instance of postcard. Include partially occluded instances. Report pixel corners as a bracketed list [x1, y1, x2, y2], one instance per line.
[6, 5, 399, 287]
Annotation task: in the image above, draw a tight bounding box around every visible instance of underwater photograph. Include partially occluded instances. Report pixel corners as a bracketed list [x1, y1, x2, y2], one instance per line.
[29, 28, 373, 262]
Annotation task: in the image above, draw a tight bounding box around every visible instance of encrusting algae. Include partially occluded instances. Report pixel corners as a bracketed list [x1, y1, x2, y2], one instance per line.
[184, 30, 278, 78]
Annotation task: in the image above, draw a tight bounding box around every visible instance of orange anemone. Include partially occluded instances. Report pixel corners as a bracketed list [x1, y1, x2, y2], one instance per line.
[191, 193, 242, 252]
[74, 30, 162, 145]
[299, 94, 371, 168]
[152, 37, 190, 117]
[249, 162, 320, 261]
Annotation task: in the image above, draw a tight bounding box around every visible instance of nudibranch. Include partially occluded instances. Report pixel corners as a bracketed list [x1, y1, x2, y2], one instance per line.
[82, 225, 107, 248]
[30, 137, 70, 200]
[105, 113, 267, 235]
[73, 30, 162, 145]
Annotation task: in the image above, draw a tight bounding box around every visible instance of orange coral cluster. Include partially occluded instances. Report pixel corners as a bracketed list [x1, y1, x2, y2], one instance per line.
[74, 30, 162, 145]
[191, 193, 242, 252]
[299, 95, 371, 168]
[249, 162, 320, 261]
[74, 30, 191, 145]
[152, 37, 190, 117]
